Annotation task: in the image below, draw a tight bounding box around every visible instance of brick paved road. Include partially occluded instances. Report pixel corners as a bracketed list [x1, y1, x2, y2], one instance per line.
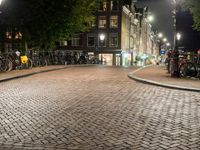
[0, 66, 200, 150]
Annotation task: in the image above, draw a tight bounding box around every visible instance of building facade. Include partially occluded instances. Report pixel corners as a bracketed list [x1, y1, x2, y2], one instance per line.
[58, 0, 139, 66]
[58, 0, 159, 66]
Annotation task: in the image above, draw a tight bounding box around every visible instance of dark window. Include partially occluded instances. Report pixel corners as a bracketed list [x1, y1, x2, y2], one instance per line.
[87, 35, 95, 47]
[71, 34, 80, 46]
[109, 33, 118, 47]
[99, 0, 107, 11]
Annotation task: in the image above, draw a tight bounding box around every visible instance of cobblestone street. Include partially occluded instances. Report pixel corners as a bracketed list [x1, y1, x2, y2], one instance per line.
[0, 66, 200, 150]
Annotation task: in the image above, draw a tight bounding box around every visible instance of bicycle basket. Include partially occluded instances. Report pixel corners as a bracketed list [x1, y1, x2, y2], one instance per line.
[20, 56, 28, 64]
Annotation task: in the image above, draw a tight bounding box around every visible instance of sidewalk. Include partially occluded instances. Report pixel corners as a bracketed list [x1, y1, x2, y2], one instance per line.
[0, 65, 94, 83]
[128, 65, 200, 92]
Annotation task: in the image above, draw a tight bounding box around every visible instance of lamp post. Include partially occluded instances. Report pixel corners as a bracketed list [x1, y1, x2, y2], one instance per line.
[157, 32, 163, 57]
[172, 0, 177, 50]
[176, 32, 181, 49]
[176, 32, 181, 41]
[145, 13, 154, 66]
[99, 33, 105, 64]
[171, 0, 181, 77]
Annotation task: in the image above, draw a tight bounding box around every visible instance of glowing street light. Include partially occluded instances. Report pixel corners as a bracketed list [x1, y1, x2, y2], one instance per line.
[158, 33, 163, 38]
[99, 34, 105, 42]
[163, 38, 167, 42]
[166, 43, 171, 46]
[147, 15, 154, 22]
[176, 33, 181, 41]
[99, 34, 105, 64]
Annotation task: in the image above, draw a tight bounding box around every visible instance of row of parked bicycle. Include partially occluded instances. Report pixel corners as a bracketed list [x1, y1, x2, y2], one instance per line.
[178, 54, 200, 78]
[165, 52, 200, 79]
[0, 50, 99, 72]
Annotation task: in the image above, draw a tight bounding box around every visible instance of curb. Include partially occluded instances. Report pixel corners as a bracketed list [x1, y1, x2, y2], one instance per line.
[0, 64, 97, 83]
[128, 66, 200, 92]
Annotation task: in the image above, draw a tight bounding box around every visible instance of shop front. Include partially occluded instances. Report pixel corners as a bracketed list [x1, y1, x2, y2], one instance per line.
[99, 54, 113, 66]
[86, 51, 123, 66]
[122, 52, 132, 67]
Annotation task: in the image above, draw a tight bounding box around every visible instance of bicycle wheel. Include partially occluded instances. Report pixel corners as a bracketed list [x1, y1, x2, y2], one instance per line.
[179, 63, 187, 77]
[0, 59, 9, 72]
[33, 59, 40, 67]
[39, 58, 48, 67]
[23, 59, 33, 69]
[186, 62, 197, 77]
[28, 59, 33, 69]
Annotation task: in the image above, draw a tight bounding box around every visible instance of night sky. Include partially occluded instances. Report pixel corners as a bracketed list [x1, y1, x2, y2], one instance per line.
[136, 0, 200, 51]
[136, 0, 175, 47]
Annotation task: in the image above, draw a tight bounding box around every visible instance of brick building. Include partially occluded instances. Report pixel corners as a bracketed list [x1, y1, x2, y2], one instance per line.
[58, 0, 139, 66]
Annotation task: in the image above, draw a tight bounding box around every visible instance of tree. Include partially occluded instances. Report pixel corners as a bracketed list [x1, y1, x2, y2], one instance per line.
[0, 0, 98, 51]
[182, 0, 200, 31]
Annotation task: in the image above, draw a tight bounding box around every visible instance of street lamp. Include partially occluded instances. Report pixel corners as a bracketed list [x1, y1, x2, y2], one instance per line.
[176, 32, 181, 41]
[170, 0, 180, 77]
[147, 15, 154, 22]
[99, 34, 105, 42]
[166, 42, 171, 46]
[0, 0, 3, 5]
[158, 33, 163, 38]
[163, 38, 167, 42]
[144, 12, 154, 66]
[99, 33, 105, 64]
[176, 32, 181, 50]
[172, 0, 177, 50]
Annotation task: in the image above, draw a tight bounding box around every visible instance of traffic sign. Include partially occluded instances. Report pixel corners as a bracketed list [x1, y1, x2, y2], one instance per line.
[160, 49, 166, 55]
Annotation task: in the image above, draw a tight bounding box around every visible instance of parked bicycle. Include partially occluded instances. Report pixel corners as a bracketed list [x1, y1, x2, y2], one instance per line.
[0, 54, 10, 72]
[179, 54, 200, 78]
[5, 51, 33, 71]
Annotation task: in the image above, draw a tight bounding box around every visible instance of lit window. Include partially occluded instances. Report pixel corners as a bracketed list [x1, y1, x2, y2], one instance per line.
[88, 17, 96, 28]
[90, 19, 96, 28]
[110, 16, 118, 28]
[98, 16, 107, 28]
[71, 34, 80, 46]
[109, 33, 118, 47]
[6, 32, 12, 39]
[15, 32, 22, 39]
[60, 41, 67, 46]
[111, 0, 119, 11]
[99, 0, 107, 11]
[87, 34, 95, 47]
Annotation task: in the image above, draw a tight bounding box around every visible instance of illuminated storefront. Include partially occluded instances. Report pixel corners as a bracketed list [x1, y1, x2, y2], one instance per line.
[99, 54, 113, 66]
[122, 52, 131, 67]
